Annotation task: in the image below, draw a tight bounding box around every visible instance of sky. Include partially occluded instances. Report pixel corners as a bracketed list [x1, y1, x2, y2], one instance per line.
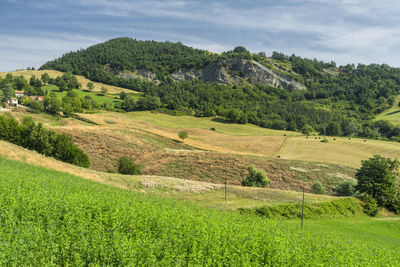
[1, 0, 400, 71]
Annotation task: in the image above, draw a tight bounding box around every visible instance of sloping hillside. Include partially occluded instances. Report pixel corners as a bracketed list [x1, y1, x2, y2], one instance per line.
[0, 70, 137, 94]
[0, 139, 338, 209]
[38, 37, 400, 141]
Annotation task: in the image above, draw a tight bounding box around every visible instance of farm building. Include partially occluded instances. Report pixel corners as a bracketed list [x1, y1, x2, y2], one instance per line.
[7, 98, 19, 107]
[15, 90, 25, 97]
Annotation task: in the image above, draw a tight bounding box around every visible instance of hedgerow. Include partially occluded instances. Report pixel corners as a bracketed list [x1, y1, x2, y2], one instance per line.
[0, 114, 89, 167]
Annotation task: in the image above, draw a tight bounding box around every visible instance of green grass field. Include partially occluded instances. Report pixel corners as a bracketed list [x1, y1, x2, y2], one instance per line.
[0, 156, 399, 265]
[375, 95, 400, 124]
[304, 217, 400, 249]
[43, 86, 138, 106]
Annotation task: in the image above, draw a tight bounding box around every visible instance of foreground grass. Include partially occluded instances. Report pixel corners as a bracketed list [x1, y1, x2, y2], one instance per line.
[304, 217, 400, 250]
[0, 157, 399, 265]
[280, 136, 400, 168]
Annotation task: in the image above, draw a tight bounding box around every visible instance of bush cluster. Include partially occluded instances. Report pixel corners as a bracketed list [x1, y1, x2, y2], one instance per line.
[0, 114, 89, 167]
[241, 165, 270, 187]
[118, 156, 141, 175]
[311, 180, 325, 194]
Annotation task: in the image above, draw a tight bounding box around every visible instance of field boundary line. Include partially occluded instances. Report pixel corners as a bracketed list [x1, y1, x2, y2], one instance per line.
[275, 136, 290, 157]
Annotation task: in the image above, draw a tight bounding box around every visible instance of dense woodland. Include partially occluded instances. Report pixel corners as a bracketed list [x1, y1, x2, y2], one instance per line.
[36, 37, 400, 139]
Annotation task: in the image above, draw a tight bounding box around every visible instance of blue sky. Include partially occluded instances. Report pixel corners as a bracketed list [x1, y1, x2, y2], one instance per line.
[1, 0, 400, 71]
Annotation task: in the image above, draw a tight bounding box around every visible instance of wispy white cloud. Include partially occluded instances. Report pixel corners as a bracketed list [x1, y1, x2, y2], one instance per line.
[2, 0, 400, 70]
[0, 33, 102, 71]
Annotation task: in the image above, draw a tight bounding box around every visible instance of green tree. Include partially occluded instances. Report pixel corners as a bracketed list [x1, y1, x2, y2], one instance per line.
[120, 91, 127, 100]
[335, 181, 356, 196]
[242, 165, 270, 187]
[121, 95, 136, 111]
[178, 131, 188, 142]
[41, 73, 51, 85]
[301, 124, 314, 136]
[100, 86, 108, 95]
[118, 156, 141, 175]
[311, 180, 325, 194]
[355, 155, 398, 208]
[44, 95, 62, 114]
[87, 82, 95, 91]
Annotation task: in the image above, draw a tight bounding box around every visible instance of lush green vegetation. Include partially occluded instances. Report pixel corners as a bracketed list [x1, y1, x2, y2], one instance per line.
[39, 37, 400, 140]
[355, 155, 400, 214]
[239, 198, 364, 219]
[118, 156, 141, 175]
[241, 164, 270, 187]
[1, 157, 399, 265]
[0, 114, 89, 167]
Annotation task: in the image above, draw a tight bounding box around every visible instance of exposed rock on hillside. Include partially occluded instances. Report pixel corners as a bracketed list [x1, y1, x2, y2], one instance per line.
[117, 69, 161, 84]
[110, 57, 306, 90]
[170, 57, 307, 90]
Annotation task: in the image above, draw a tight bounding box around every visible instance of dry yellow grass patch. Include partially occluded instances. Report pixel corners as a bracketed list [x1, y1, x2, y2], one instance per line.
[78, 112, 285, 156]
[0, 70, 138, 94]
[280, 136, 400, 168]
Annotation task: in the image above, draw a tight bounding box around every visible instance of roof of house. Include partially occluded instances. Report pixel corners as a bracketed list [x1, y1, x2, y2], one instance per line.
[15, 90, 25, 94]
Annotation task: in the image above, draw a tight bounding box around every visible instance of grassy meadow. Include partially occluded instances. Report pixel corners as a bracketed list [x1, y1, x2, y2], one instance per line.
[0, 140, 340, 209]
[43, 86, 135, 106]
[280, 136, 400, 168]
[375, 95, 400, 124]
[0, 156, 399, 265]
[0, 69, 139, 94]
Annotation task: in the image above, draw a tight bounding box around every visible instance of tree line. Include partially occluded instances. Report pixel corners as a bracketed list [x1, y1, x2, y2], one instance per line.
[0, 114, 90, 167]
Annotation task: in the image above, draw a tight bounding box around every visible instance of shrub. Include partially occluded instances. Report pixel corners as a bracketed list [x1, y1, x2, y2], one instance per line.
[241, 165, 270, 187]
[178, 131, 188, 142]
[118, 156, 141, 175]
[362, 194, 379, 217]
[320, 138, 329, 143]
[335, 181, 356, 196]
[386, 193, 400, 214]
[312, 180, 325, 194]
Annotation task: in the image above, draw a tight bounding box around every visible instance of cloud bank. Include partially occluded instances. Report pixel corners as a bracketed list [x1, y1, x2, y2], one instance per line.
[1, 0, 400, 71]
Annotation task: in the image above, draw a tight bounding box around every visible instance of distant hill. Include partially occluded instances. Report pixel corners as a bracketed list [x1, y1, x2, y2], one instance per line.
[40, 37, 305, 89]
[39, 37, 400, 139]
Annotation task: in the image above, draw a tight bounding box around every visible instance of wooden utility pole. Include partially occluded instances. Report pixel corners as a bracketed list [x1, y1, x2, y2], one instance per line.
[301, 187, 305, 229]
[224, 156, 228, 209]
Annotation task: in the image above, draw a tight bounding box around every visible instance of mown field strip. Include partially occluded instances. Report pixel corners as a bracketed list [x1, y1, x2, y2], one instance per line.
[280, 136, 400, 168]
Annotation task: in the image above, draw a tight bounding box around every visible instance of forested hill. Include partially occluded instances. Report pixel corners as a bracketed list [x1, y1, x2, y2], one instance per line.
[40, 37, 400, 139]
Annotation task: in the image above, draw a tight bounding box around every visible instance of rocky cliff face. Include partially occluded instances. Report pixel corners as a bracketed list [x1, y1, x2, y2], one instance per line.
[115, 57, 306, 90]
[170, 58, 306, 90]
